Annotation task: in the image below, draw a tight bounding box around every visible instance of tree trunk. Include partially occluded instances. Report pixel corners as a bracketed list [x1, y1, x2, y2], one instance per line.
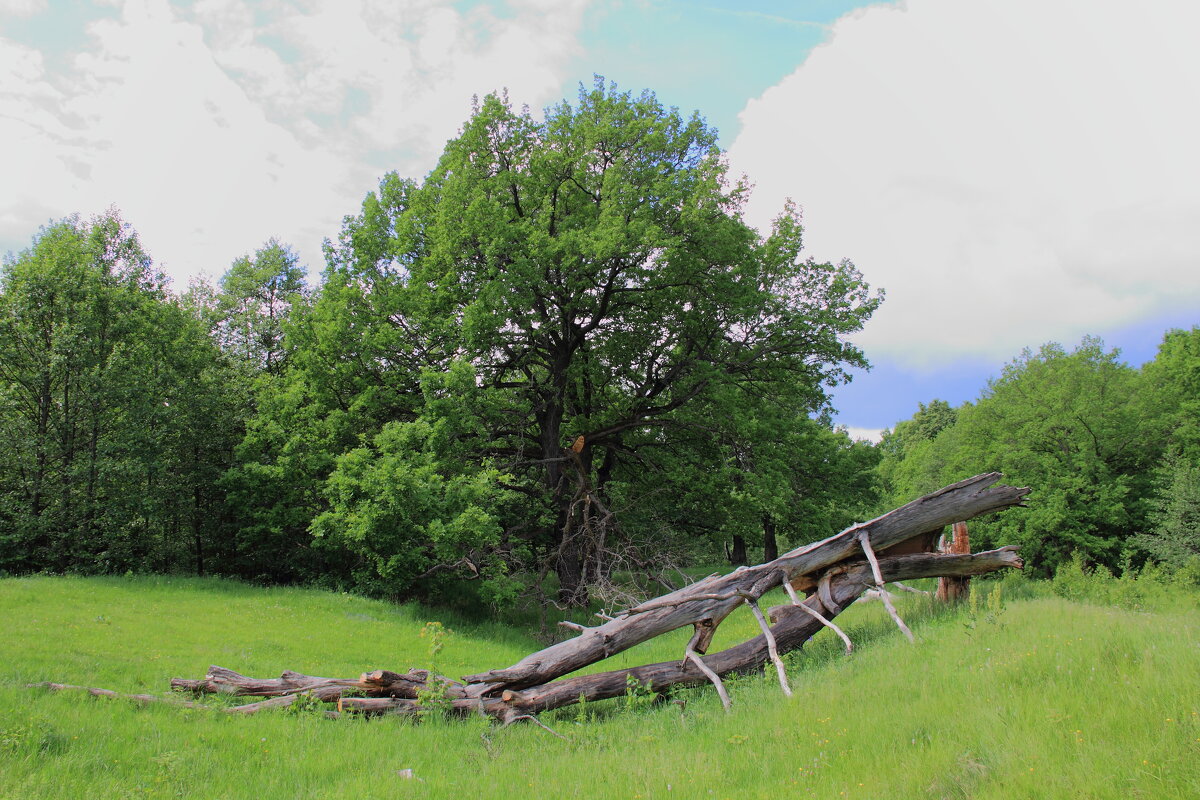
[729, 534, 748, 565]
[537, 394, 589, 607]
[498, 547, 1023, 717]
[465, 473, 1026, 691]
[936, 521, 972, 602]
[31, 369, 51, 521]
[554, 534, 587, 606]
[192, 483, 205, 577]
[762, 516, 778, 562]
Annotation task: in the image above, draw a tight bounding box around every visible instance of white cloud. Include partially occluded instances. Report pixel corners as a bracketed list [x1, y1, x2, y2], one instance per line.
[1, 0, 589, 286]
[729, 0, 1200, 365]
[0, 0, 45, 16]
[842, 426, 884, 444]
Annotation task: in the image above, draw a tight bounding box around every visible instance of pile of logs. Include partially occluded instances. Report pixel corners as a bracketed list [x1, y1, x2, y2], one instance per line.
[34, 473, 1028, 724]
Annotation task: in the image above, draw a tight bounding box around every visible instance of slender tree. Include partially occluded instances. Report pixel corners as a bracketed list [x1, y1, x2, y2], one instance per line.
[216, 240, 308, 375]
[0, 212, 235, 574]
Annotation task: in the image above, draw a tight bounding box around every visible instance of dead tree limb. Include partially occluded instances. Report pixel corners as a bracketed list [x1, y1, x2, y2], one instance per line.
[743, 595, 791, 698]
[683, 645, 731, 712]
[462, 473, 1026, 691]
[485, 547, 1024, 717]
[782, 581, 853, 654]
[149, 546, 1024, 722]
[858, 529, 915, 642]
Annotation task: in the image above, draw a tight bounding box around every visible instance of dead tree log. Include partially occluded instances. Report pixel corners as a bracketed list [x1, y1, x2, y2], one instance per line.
[169, 666, 435, 698]
[462, 472, 1026, 692]
[486, 547, 1023, 719]
[34, 474, 1029, 723]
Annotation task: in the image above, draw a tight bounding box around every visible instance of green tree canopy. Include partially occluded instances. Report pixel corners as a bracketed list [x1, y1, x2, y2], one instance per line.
[875, 338, 1173, 575]
[0, 212, 237, 574]
[216, 239, 309, 375]
[1134, 457, 1200, 568]
[1142, 326, 1200, 460]
[307, 81, 881, 603]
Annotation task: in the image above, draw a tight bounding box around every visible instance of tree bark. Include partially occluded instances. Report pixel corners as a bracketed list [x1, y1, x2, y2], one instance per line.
[762, 516, 778, 562]
[936, 521, 972, 602]
[729, 534, 748, 566]
[462, 473, 1026, 691]
[138, 545, 1022, 723]
[496, 547, 1022, 717]
[192, 483, 205, 577]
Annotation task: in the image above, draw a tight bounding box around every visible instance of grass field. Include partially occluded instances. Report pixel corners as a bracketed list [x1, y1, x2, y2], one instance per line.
[2, 572, 1198, 799]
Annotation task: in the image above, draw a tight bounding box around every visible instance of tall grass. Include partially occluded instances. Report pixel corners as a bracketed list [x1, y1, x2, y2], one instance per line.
[2, 574, 1197, 799]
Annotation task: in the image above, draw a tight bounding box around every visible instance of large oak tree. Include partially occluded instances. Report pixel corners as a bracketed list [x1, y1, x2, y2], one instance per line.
[320, 81, 880, 603]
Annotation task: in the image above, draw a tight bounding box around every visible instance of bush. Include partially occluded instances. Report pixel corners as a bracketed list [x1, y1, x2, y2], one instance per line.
[1051, 551, 1198, 610]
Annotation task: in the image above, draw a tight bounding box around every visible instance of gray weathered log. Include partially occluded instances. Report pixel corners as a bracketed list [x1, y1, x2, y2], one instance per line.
[29, 681, 343, 717]
[35, 547, 1022, 722]
[170, 666, 347, 696]
[172, 666, 460, 700]
[462, 473, 1027, 691]
[486, 546, 1023, 717]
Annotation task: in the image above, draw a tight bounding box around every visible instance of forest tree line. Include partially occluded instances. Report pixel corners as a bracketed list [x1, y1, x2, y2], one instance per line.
[2, 83, 1196, 606]
[878, 332, 1200, 576]
[0, 84, 883, 607]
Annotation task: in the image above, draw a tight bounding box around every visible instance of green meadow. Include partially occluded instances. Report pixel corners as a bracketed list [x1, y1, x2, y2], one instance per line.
[1, 573, 1198, 799]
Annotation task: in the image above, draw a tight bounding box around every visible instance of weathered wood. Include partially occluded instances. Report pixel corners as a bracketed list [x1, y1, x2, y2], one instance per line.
[31, 682, 208, 708]
[337, 697, 419, 715]
[463, 474, 1027, 691]
[39, 551, 1024, 721]
[779, 581, 853, 654]
[857, 529, 914, 642]
[937, 521, 972, 602]
[683, 644, 730, 711]
[170, 666, 345, 696]
[29, 681, 342, 717]
[225, 685, 346, 715]
[195, 547, 1025, 718]
[170, 665, 448, 699]
[745, 596, 791, 697]
[494, 547, 1023, 715]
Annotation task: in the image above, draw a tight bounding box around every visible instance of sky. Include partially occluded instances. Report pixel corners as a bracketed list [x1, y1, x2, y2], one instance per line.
[2, 0, 1198, 439]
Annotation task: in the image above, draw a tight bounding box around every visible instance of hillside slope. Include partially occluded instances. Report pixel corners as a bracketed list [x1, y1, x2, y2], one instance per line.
[1, 576, 1197, 799]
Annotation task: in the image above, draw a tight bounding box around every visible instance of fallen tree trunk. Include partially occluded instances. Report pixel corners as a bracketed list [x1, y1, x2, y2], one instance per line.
[485, 547, 1023, 719]
[33, 474, 1029, 724]
[29, 682, 342, 717]
[147, 546, 1022, 724]
[462, 472, 1026, 692]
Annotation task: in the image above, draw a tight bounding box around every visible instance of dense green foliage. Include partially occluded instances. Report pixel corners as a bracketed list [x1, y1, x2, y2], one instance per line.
[0, 83, 882, 605]
[878, 332, 1200, 576]
[1134, 458, 1200, 568]
[0, 212, 240, 575]
[1, 574, 1197, 799]
[4, 80, 1192, 600]
[297, 82, 880, 603]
